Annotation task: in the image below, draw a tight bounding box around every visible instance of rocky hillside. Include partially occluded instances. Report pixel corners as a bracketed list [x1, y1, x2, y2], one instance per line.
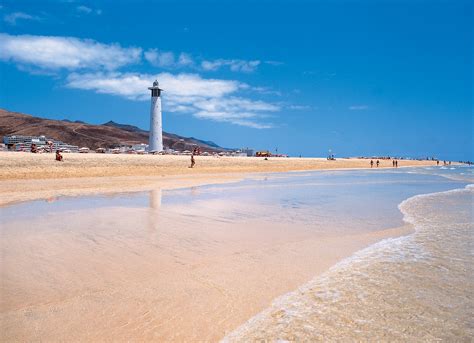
[0, 109, 227, 152]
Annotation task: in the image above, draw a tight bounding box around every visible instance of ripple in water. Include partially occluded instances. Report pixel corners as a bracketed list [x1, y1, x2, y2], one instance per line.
[223, 185, 474, 341]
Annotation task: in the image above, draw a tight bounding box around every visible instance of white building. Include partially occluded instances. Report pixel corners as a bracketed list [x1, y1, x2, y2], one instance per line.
[3, 135, 79, 152]
[148, 80, 164, 152]
[132, 143, 148, 152]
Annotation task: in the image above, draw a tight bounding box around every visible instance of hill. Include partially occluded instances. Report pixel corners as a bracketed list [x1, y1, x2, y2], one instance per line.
[0, 109, 228, 152]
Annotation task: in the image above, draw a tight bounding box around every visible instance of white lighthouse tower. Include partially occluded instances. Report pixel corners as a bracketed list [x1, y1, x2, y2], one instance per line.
[148, 80, 163, 152]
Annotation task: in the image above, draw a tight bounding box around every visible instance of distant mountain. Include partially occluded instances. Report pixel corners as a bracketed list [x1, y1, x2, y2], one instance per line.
[0, 109, 228, 152]
[103, 120, 225, 151]
[63, 119, 87, 124]
[103, 120, 147, 134]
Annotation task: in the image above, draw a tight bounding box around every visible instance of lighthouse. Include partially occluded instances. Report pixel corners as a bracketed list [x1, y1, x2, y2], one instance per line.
[148, 80, 163, 152]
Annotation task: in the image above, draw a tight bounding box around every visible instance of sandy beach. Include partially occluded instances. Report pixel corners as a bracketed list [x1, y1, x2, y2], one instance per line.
[0, 152, 440, 206]
[1, 0, 470, 340]
[1, 167, 423, 341]
[1, 152, 468, 341]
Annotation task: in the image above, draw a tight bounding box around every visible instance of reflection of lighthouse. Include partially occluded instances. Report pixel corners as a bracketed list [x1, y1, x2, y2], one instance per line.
[147, 189, 162, 240]
[148, 80, 164, 152]
[149, 188, 162, 211]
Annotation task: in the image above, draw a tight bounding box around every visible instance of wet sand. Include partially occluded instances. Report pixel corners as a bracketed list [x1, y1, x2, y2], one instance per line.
[0, 199, 411, 341]
[0, 174, 243, 207]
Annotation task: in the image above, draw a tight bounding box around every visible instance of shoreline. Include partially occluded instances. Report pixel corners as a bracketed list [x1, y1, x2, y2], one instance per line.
[222, 182, 473, 341]
[0, 173, 244, 207]
[0, 152, 443, 206]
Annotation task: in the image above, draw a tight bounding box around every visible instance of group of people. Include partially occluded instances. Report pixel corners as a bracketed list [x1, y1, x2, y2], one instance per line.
[30, 142, 55, 154]
[370, 159, 380, 168]
[30, 143, 63, 161]
[51, 145, 197, 166]
[370, 159, 399, 168]
[435, 160, 452, 166]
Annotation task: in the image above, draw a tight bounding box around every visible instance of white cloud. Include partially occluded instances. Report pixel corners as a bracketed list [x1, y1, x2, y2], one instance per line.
[76, 5, 92, 13]
[288, 104, 311, 110]
[145, 49, 195, 68]
[67, 72, 150, 100]
[4, 12, 39, 25]
[75, 5, 101, 15]
[251, 86, 281, 96]
[1, 32, 269, 77]
[0, 33, 141, 70]
[66, 72, 242, 100]
[145, 49, 174, 67]
[145, 50, 261, 73]
[201, 59, 261, 72]
[349, 105, 369, 110]
[66, 72, 278, 128]
[159, 73, 242, 98]
[178, 53, 193, 66]
[265, 60, 284, 66]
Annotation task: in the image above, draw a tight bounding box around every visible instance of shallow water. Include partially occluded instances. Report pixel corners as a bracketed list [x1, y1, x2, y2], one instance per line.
[224, 169, 474, 341]
[1, 166, 472, 340]
[2, 167, 468, 231]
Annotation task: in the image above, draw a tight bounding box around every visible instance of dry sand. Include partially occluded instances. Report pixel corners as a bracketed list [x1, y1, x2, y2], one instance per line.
[0, 152, 440, 206]
[0, 152, 439, 180]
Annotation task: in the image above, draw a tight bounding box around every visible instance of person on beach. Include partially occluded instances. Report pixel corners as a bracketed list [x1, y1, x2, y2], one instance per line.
[437, 160, 440, 166]
[395, 160, 398, 168]
[55, 150, 63, 162]
[376, 160, 380, 167]
[190, 153, 195, 168]
[392, 160, 395, 167]
[370, 160, 374, 168]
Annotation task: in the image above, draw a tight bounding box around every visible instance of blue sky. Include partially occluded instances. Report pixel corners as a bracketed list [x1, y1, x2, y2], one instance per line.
[0, 0, 472, 160]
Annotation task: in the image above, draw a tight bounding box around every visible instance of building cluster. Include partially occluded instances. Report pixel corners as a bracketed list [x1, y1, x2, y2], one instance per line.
[3, 135, 79, 153]
[1, 135, 262, 157]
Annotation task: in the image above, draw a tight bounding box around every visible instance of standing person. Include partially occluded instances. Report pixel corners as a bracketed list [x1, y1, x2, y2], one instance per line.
[376, 160, 380, 167]
[190, 153, 195, 168]
[437, 160, 440, 166]
[395, 160, 398, 168]
[370, 160, 374, 168]
[392, 160, 395, 167]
